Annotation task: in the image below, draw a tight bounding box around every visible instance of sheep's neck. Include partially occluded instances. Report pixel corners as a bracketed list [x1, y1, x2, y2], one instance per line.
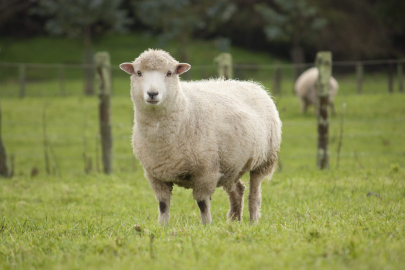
[135, 95, 189, 145]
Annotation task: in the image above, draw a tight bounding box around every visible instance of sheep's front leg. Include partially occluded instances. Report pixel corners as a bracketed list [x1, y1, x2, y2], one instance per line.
[145, 171, 173, 226]
[193, 174, 218, 225]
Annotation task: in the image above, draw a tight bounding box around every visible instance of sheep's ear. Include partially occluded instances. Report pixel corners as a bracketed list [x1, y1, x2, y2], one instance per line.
[176, 63, 191, 75]
[120, 63, 135, 74]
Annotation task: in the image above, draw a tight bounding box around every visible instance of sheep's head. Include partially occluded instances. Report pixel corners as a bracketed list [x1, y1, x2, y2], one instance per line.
[120, 49, 190, 108]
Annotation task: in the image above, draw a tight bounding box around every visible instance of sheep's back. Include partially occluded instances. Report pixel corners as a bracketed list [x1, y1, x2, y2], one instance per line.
[181, 79, 281, 172]
[295, 67, 339, 101]
[294, 67, 318, 97]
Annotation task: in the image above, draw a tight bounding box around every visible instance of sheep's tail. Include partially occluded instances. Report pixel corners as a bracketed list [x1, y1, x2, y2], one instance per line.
[266, 121, 282, 179]
[252, 117, 282, 179]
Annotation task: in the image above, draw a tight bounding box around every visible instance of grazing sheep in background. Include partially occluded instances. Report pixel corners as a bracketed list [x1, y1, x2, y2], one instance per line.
[294, 67, 338, 115]
[120, 49, 282, 225]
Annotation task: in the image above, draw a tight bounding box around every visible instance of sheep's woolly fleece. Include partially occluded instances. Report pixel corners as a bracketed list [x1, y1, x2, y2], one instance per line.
[134, 49, 179, 70]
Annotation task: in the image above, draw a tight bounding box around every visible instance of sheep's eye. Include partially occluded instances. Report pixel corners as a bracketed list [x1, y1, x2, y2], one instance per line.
[137, 71, 142, 77]
[166, 71, 172, 77]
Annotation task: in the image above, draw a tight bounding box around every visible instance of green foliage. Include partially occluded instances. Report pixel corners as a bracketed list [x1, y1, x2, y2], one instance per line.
[376, 0, 405, 35]
[134, 0, 236, 50]
[255, 0, 326, 45]
[32, 0, 131, 38]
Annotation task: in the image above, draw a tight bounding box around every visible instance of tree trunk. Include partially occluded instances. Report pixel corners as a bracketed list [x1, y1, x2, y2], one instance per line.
[0, 101, 9, 177]
[83, 25, 94, 95]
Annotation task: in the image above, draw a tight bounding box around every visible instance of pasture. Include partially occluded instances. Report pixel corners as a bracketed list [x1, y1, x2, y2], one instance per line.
[1, 89, 404, 269]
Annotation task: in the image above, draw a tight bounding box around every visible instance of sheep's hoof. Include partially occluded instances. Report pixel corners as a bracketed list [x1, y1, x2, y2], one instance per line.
[159, 220, 169, 226]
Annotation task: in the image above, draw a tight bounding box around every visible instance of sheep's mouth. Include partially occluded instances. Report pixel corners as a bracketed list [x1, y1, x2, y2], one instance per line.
[146, 100, 159, 105]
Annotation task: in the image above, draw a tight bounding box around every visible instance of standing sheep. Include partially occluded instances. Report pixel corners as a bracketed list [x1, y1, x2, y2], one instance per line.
[294, 67, 338, 115]
[120, 49, 282, 225]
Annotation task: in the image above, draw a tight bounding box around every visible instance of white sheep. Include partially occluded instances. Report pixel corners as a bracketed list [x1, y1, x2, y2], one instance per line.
[294, 67, 338, 115]
[120, 49, 282, 225]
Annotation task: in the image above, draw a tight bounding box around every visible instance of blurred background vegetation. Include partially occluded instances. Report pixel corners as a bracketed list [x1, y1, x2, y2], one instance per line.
[1, 0, 405, 63]
[0, 4, 404, 268]
[1, 0, 405, 97]
[0, 0, 404, 174]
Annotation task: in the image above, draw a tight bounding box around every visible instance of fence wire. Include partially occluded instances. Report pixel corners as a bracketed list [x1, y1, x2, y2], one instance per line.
[1, 58, 404, 97]
[1, 58, 404, 174]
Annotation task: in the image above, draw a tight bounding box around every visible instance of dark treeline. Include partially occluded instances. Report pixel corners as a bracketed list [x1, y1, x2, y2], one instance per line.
[1, 0, 404, 64]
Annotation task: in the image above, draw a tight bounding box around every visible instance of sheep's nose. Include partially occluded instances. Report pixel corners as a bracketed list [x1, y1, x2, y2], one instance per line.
[147, 91, 159, 99]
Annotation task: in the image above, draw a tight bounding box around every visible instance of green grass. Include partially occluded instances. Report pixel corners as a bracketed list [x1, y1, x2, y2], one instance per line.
[0, 34, 404, 268]
[2, 93, 404, 174]
[0, 33, 282, 83]
[1, 33, 401, 97]
[0, 89, 404, 269]
[0, 33, 280, 66]
[1, 169, 404, 269]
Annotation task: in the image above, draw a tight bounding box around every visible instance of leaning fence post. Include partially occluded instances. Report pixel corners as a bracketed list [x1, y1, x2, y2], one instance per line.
[398, 63, 404, 92]
[356, 62, 363, 95]
[19, 64, 26, 98]
[388, 61, 394, 94]
[94, 52, 112, 175]
[316, 51, 332, 170]
[214, 53, 232, 80]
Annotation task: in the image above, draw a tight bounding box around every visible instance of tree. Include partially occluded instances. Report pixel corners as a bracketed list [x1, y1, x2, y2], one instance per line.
[309, 0, 392, 60]
[255, 0, 326, 79]
[32, 0, 131, 95]
[134, 0, 236, 65]
[0, 0, 32, 30]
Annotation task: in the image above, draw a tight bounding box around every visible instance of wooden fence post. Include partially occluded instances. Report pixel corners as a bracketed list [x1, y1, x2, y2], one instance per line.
[356, 62, 363, 95]
[316, 51, 332, 170]
[388, 61, 393, 93]
[272, 62, 282, 95]
[59, 65, 65, 96]
[398, 63, 404, 92]
[19, 64, 26, 98]
[0, 100, 10, 177]
[95, 52, 112, 175]
[214, 53, 232, 80]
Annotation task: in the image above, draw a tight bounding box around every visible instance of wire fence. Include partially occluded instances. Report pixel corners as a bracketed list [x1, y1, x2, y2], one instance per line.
[0, 58, 404, 97]
[2, 113, 404, 176]
[1, 58, 404, 176]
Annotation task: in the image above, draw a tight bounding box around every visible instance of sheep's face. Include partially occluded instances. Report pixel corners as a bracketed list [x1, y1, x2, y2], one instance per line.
[120, 62, 190, 108]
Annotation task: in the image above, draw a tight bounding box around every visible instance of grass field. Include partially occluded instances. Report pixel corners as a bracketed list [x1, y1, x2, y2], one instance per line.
[1, 33, 401, 97]
[1, 34, 405, 269]
[1, 90, 404, 269]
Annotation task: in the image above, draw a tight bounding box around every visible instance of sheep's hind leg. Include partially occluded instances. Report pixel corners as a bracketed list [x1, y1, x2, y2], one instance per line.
[300, 98, 308, 114]
[225, 180, 246, 221]
[145, 171, 173, 226]
[248, 172, 266, 223]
